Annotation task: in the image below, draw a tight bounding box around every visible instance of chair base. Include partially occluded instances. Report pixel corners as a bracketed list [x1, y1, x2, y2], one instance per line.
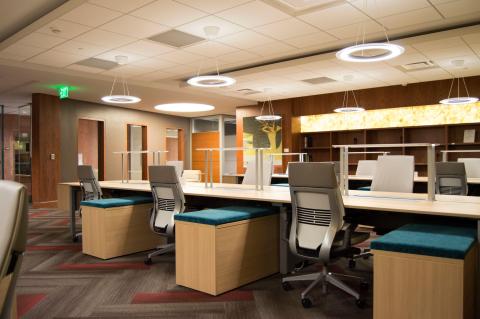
[282, 266, 365, 308]
[144, 243, 175, 265]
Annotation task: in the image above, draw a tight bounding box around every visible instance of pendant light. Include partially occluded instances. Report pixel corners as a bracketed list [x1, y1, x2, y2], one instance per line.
[255, 88, 282, 121]
[336, 3, 404, 63]
[101, 55, 141, 104]
[439, 60, 478, 105]
[187, 26, 236, 88]
[334, 90, 365, 113]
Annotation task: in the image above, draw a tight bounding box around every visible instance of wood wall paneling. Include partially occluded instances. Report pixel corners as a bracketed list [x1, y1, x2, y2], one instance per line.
[192, 132, 219, 182]
[32, 93, 61, 208]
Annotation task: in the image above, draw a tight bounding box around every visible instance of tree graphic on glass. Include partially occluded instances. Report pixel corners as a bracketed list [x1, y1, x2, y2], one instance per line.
[242, 116, 282, 168]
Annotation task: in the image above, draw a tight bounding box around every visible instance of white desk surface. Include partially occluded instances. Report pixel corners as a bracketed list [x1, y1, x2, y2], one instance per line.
[61, 181, 480, 220]
[223, 173, 480, 184]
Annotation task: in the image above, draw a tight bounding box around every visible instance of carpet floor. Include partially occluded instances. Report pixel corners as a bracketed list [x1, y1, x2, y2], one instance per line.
[16, 207, 374, 319]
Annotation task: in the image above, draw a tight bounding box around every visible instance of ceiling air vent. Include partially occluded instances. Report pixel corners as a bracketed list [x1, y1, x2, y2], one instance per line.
[74, 58, 118, 70]
[301, 76, 336, 85]
[148, 30, 205, 48]
[399, 60, 436, 71]
[236, 88, 262, 95]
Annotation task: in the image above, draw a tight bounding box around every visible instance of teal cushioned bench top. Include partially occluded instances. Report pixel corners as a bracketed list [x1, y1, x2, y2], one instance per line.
[357, 186, 371, 191]
[174, 206, 277, 226]
[272, 183, 289, 187]
[371, 224, 477, 259]
[80, 196, 153, 208]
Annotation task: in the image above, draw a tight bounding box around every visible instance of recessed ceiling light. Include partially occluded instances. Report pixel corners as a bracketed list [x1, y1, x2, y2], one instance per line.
[154, 103, 215, 113]
[336, 43, 404, 63]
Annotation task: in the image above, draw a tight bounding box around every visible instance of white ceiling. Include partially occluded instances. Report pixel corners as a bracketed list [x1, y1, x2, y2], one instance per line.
[0, 0, 479, 116]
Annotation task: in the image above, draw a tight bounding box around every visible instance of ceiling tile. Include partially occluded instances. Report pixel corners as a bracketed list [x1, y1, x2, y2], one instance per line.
[162, 64, 198, 75]
[61, 3, 122, 27]
[411, 36, 464, 51]
[298, 3, 369, 30]
[95, 50, 147, 63]
[434, 54, 480, 70]
[216, 0, 290, 28]
[118, 40, 175, 57]
[377, 7, 442, 29]
[183, 41, 237, 57]
[217, 30, 276, 49]
[255, 18, 319, 40]
[54, 40, 108, 57]
[385, 52, 430, 66]
[348, 0, 431, 18]
[27, 50, 85, 67]
[66, 64, 105, 73]
[130, 0, 207, 27]
[0, 44, 45, 61]
[158, 50, 205, 63]
[36, 19, 91, 40]
[247, 41, 296, 57]
[421, 46, 476, 60]
[17, 32, 66, 49]
[176, 15, 245, 39]
[132, 70, 173, 81]
[462, 32, 480, 44]
[326, 20, 384, 40]
[283, 31, 336, 48]
[434, 0, 480, 17]
[88, 0, 155, 13]
[74, 29, 136, 48]
[175, 0, 252, 13]
[100, 15, 168, 39]
[218, 50, 260, 63]
[102, 65, 151, 77]
[131, 57, 178, 69]
[408, 68, 451, 81]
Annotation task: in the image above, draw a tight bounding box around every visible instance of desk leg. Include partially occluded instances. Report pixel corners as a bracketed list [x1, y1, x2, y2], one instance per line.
[70, 187, 77, 242]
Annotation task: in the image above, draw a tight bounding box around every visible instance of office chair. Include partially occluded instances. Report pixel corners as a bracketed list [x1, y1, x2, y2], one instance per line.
[458, 158, 480, 178]
[166, 160, 184, 178]
[0, 181, 28, 319]
[145, 165, 185, 265]
[242, 158, 273, 186]
[355, 160, 377, 176]
[371, 155, 414, 193]
[435, 162, 468, 195]
[282, 162, 369, 308]
[75, 165, 103, 241]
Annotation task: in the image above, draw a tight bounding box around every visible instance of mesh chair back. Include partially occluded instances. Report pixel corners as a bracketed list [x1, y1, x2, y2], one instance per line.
[149, 165, 185, 237]
[78, 165, 102, 200]
[371, 155, 414, 193]
[435, 162, 468, 195]
[288, 162, 344, 262]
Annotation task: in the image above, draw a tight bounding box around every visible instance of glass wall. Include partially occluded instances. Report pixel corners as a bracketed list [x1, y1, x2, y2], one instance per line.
[0, 104, 32, 197]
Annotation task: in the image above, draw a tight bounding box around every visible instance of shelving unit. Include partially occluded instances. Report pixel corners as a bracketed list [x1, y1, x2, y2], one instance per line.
[300, 123, 480, 176]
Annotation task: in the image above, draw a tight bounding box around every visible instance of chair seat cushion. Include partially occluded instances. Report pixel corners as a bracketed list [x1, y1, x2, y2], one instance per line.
[174, 206, 277, 226]
[80, 196, 153, 208]
[371, 224, 477, 259]
[333, 231, 370, 247]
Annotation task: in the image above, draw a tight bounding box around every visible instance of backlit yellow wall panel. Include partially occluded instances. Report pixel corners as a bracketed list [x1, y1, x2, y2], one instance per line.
[300, 102, 480, 133]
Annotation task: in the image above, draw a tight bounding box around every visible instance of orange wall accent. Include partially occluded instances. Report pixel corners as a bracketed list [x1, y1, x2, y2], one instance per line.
[191, 131, 219, 182]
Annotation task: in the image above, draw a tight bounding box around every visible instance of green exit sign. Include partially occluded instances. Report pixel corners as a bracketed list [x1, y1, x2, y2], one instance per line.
[58, 86, 69, 99]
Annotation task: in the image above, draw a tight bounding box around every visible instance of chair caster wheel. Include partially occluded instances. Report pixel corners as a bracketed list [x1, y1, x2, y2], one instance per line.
[360, 281, 369, 291]
[282, 282, 293, 291]
[348, 259, 356, 269]
[356, 299, 366, 308]
[301, 298, 312, 308]
[144, 258, 152, 265]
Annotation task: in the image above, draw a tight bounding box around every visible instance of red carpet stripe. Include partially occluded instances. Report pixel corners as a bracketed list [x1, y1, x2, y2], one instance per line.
[132, 290, 254, 304]
[17, 293, 47, 317]
[57, 262, 150, 270]
[27, 245, 82, 252]
[52, 218, 70, 226]
[29, 211, 51, 218]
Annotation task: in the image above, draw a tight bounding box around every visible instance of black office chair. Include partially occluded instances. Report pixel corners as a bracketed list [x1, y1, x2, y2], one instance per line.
[282, 162, 369, 308]
[435, 162, 468, 195]
[75, 165, 103, 241]
[145, 165, 185, 265]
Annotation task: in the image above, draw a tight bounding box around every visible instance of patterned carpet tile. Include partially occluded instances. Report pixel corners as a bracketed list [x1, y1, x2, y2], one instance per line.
[132, 291, 255, 304]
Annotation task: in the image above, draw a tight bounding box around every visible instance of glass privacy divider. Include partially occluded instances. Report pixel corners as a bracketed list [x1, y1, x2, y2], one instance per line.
[113, 150, 168, 183]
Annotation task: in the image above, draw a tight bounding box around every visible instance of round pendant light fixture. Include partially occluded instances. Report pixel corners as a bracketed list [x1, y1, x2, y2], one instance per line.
[439, 61, 478, 105]
[187, 26, 236, 88]
[334, 90, 365, 113]
[187, 75, 236, 88]
[255, 88, 282, 121]
[336, 42, 404, 63]
[101, 55, 141, 104]
[154, 103, 215, 113]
